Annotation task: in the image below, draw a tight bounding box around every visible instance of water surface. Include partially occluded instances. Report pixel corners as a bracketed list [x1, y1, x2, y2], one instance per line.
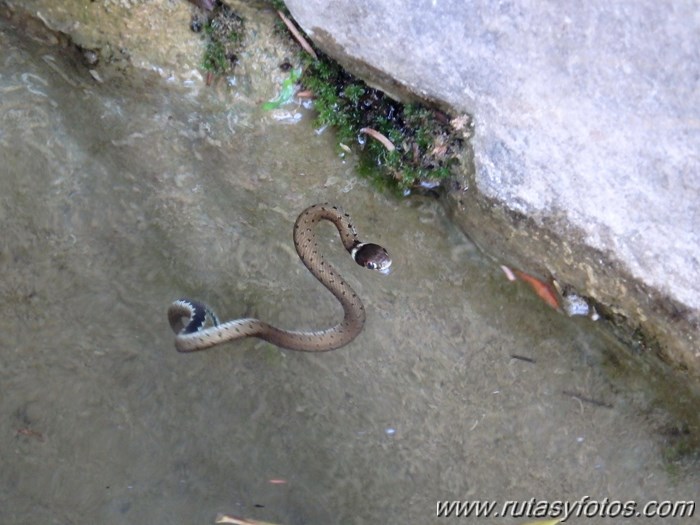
[0, 16, 697, 525]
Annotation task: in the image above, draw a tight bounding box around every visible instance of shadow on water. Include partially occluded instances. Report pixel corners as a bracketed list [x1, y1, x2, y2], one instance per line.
[0, 13, 697, 525]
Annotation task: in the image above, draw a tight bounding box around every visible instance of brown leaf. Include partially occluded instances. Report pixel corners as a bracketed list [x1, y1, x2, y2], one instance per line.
[360, 127, 396, 151]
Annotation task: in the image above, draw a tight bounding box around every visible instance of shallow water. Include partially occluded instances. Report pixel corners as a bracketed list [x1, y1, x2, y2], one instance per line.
[0, 15, 698, 525]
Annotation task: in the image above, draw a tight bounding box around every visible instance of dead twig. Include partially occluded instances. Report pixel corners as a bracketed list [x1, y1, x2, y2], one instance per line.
[16, 427, 45, 442]
[277, 11, 318, 60]
[510, 354, 536, 364]
[360, 127, 396, 151]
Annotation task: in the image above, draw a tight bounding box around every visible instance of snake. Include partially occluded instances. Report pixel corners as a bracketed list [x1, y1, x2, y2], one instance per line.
[168, 203, 392, 353]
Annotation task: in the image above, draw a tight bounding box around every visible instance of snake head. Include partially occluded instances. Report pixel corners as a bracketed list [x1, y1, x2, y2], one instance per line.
[352, 242, 392, 275]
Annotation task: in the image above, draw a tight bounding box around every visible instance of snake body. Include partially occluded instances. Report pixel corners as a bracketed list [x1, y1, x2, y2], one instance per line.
[168, 203, 391, 353]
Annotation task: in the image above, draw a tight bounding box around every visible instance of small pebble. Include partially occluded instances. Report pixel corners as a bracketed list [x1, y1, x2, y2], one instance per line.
[83, 49, 99, 66]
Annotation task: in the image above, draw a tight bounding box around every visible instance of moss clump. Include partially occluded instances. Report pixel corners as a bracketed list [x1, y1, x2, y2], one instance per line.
[295, 46, 471, 194]
[200, 3, 244, 77]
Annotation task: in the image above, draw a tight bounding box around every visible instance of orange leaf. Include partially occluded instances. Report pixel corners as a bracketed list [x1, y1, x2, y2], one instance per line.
[513, 270, 560, 310]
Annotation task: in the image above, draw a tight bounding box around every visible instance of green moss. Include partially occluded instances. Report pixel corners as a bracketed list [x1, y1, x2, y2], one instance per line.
[202, 30, 228, 74]
[294, 47, 470, 194]
[343, 83, 365, 104]
[200, 4, 245, 77]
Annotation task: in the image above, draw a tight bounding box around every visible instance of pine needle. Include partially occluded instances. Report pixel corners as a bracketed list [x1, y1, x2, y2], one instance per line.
[277, 11, 318, 60]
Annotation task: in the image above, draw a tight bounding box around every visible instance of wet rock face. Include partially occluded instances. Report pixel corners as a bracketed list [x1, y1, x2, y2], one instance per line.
[285, 0, 700, 374]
